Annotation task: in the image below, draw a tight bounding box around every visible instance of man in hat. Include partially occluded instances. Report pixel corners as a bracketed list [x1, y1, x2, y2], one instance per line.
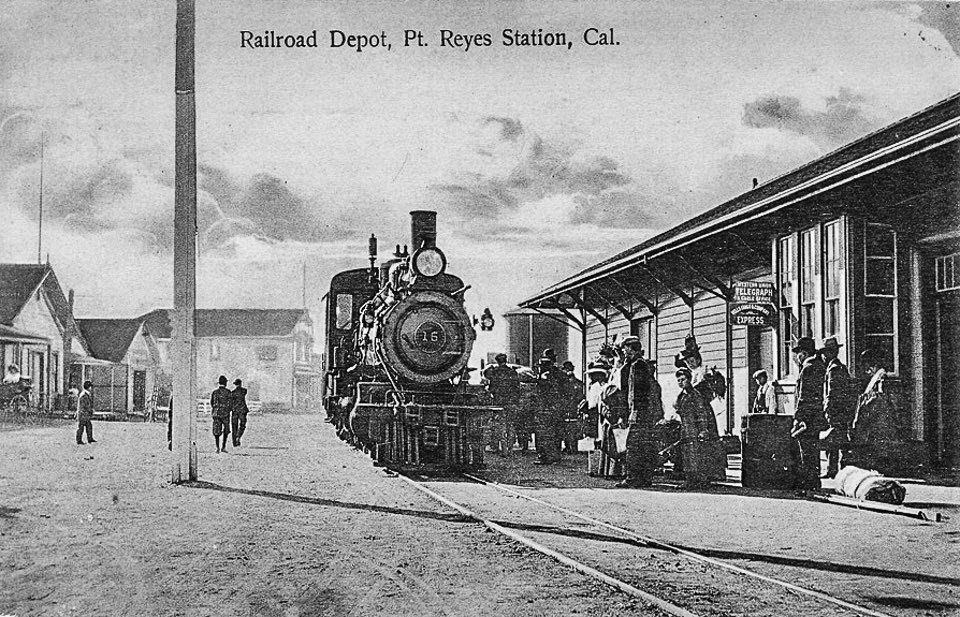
[230, 378, 250, 448]
[820, 337, 854, 478]
[76, 380, 96, 445]
[210, 375, 232, 453]
[615, 336, 659, 488]
[791, 337, 826, 491]
[533, 349, 565, 465]
[483, 353, 520, 456]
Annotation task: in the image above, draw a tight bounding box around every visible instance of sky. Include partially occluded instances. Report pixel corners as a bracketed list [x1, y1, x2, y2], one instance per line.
[1, 1, 958, 352]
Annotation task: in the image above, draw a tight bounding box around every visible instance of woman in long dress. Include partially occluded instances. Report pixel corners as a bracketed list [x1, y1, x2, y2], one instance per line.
[674, 368, 726, 486]
[849, 349, 897, 471]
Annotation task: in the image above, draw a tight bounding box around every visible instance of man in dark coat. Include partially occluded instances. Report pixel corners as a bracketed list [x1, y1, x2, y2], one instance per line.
[791, 337, 826, 491]
[820, 337, 854, 478]
[76, 380, 96, 445]
[483, 354, 520, 456]
[231, 379, 250, 447]
[615, 336, 659, 488]
[211, 375, 232, 453]
[533, 349, 566, 465]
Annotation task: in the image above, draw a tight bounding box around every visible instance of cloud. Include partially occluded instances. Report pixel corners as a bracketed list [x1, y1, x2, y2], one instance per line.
[196, 165, 379, 249]
[571, 189, 671, 229]
[430, 116, 657, 234]
[915, 3, 960, 56]
[742, 88, 877, 147]
[483, 116, 524, 142]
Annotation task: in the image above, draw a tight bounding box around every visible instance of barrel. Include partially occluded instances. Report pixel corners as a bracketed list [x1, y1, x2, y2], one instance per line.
[741, 414, 795, 489]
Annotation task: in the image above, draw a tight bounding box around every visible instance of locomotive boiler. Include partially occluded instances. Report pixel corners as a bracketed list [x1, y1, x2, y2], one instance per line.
[323, 211, 496, 469]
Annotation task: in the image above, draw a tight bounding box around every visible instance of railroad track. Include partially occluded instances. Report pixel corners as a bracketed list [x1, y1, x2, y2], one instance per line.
[397, 470, 896, 617]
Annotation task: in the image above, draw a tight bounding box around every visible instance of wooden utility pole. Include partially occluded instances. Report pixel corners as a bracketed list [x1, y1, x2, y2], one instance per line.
[172, 0, 198, 483]
[37, 132, 44, 264]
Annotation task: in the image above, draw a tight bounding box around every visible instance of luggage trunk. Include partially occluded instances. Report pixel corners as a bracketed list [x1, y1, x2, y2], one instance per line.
[741, 414, 794, 489]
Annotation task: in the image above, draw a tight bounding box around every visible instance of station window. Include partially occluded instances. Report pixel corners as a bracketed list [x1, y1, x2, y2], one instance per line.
[799, 229, 817, 340]
[257, 345, 278, 362]
[936, 253, 959, 292]
[777, 235, 797, 378]
[822, 221, 843, 337]
[864, 224, 897, 373]
[776, 218, 847, 379]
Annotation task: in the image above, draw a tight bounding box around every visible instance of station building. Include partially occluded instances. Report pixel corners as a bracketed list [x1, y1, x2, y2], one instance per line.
[519, 93, 960, 468]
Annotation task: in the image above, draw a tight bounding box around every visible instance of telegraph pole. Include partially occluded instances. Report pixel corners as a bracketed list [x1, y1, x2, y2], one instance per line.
[37, 132, 44, 264]
[172, 0, 198, 483]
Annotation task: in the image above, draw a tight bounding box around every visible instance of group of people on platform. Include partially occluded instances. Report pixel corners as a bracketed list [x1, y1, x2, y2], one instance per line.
[481, 349, 585, 465]
[481, 334, 729, 489]
[482, 331, 898, 492]
[785, 336, 897, 491]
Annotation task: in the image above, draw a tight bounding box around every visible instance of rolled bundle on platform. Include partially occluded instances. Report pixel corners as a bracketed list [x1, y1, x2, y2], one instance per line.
[835, 465, 906, 505]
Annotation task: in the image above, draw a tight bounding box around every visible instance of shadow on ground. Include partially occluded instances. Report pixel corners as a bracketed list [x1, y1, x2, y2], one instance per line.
[493, 517, 960, 588]
[185, 480, 474, 524]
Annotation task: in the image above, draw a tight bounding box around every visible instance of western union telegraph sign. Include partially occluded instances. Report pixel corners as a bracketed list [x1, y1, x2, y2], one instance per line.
[729, 281, 776, 327]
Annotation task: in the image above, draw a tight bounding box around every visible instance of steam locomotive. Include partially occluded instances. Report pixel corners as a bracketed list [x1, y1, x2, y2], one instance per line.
[323, 211, 496, 469]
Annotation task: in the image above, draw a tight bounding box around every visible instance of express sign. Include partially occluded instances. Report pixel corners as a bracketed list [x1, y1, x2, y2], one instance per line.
[729, 281, 776, 327]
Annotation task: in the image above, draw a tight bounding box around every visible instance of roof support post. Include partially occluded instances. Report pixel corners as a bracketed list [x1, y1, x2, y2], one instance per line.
[556, 307, 585, 331]
[605, 272, 659, 315]
[569, 288, 607, 326]
[724, 230, 769, 264]
[531, 306, 583, 332]
[671, 253, 732, 300]
[638, 262, 695, 307]
[587, 285, 633, 321]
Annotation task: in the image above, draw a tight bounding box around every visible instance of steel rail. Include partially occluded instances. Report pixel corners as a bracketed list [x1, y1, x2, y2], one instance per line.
[395, 472, 701, 617]
[463, 473, 894, 617]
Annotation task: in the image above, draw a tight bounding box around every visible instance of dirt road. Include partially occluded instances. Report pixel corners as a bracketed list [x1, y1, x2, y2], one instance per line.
[1, 415, 658, 617]
[1, 413, 958, 617]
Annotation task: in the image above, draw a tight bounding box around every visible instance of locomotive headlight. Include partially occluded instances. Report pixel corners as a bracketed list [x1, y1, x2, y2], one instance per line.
[411, 247, 446, 278]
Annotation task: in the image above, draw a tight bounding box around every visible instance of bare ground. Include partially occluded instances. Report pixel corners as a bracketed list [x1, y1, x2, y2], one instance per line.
[2, 414, 958, 617]
[0, 415, 665, 617]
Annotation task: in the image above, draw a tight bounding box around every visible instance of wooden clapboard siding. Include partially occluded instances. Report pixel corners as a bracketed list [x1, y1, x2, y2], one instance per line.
[691, 292, 728, 370]
[584, 312, 630, 360]
[657, 295, 691, 368]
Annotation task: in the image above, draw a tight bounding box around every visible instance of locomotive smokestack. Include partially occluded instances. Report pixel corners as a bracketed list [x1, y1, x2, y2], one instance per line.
[368, 234, 378, 284]
[410, 210, 437, 250]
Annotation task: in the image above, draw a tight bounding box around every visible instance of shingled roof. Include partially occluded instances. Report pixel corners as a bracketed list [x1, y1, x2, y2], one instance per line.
[76, 319, 145, 363]
[0, 263, 91, 354]
[139, 308, 172, 339]
[196, 309, 307, 337]
[0, 264, 49, 325]
[137, 308, 309, 339]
